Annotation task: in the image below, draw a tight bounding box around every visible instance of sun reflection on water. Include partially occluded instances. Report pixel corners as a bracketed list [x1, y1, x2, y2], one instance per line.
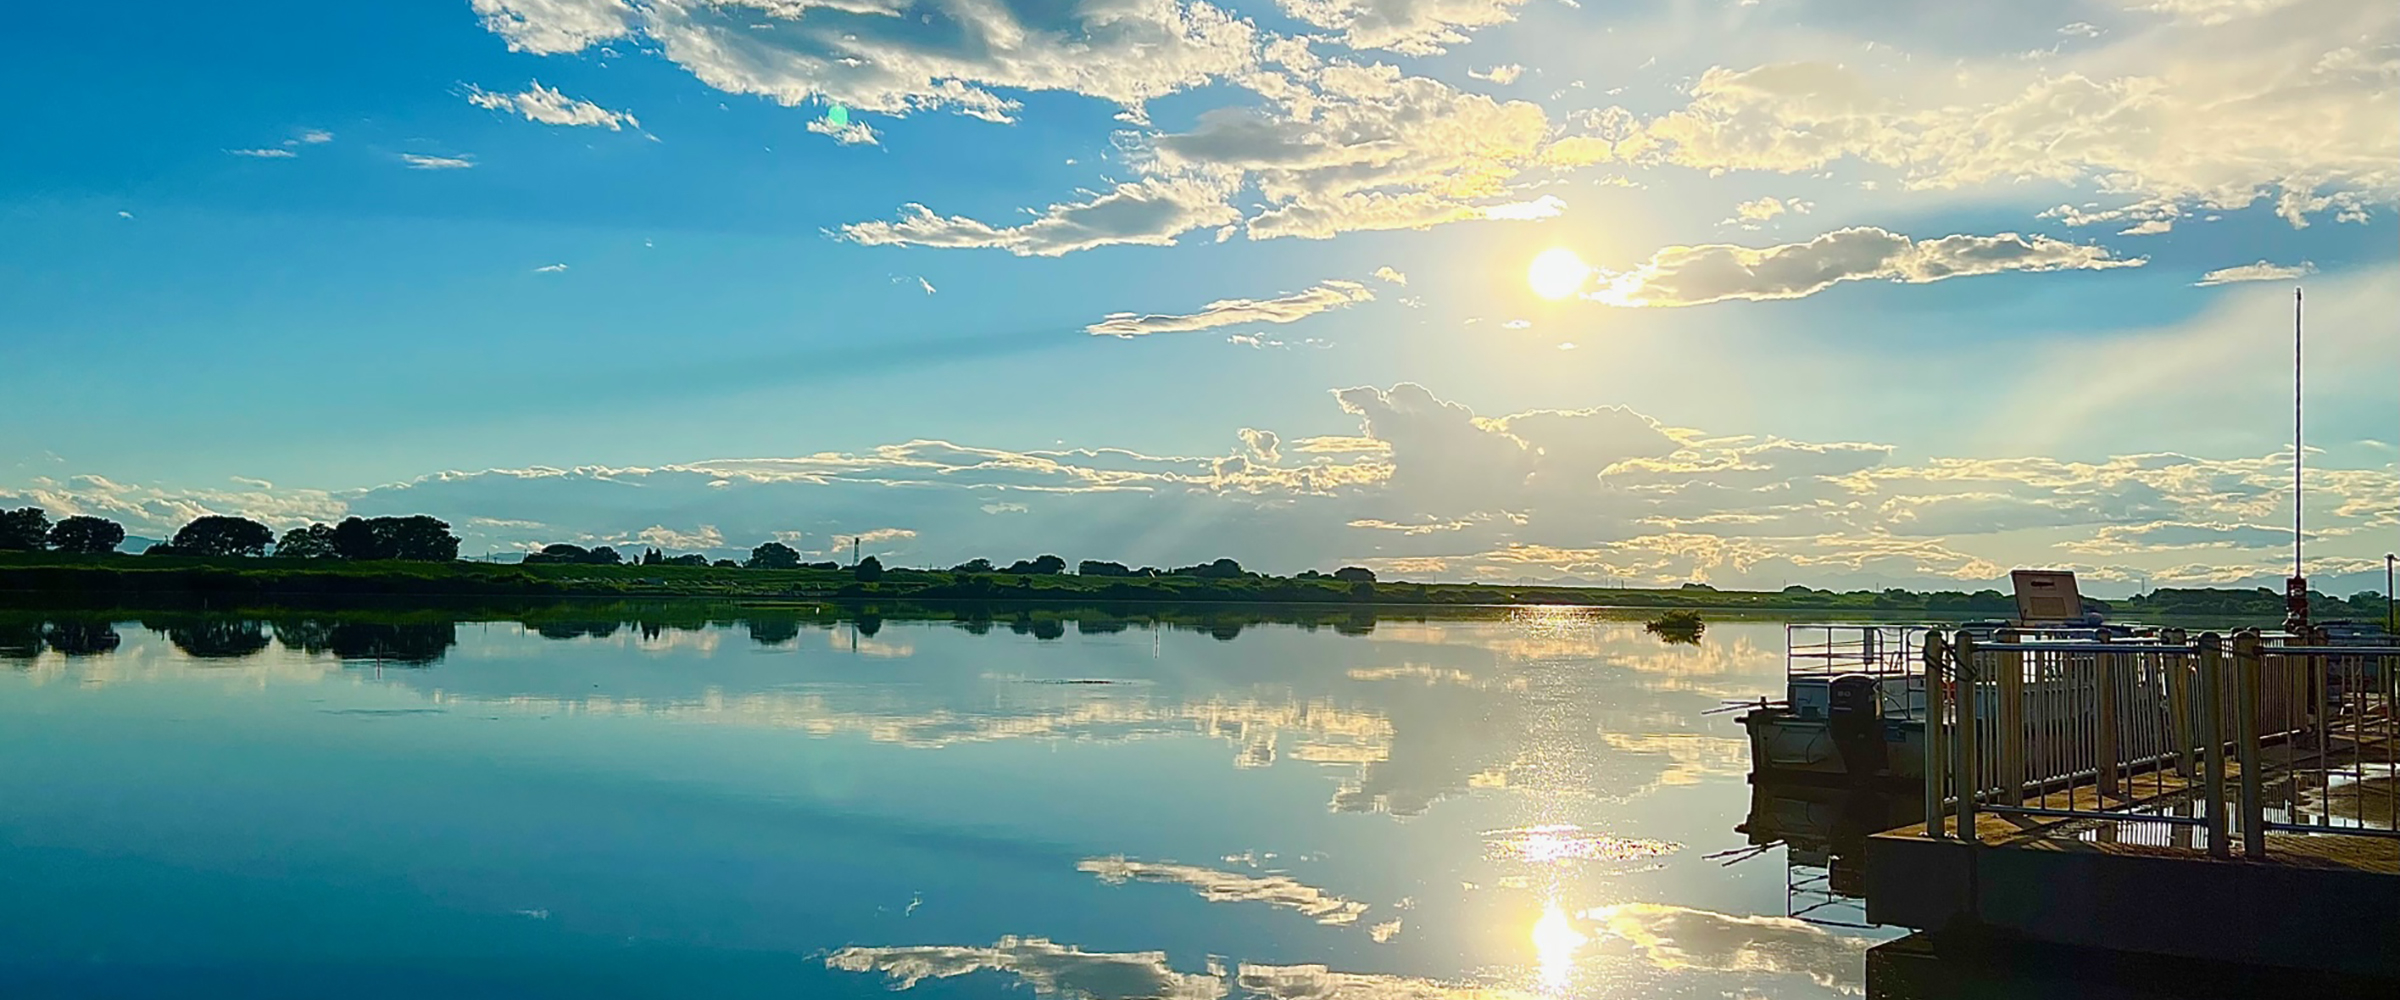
[1530, 901, 1588, 994]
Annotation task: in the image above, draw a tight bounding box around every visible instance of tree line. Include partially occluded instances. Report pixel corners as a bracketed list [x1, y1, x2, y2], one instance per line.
[6, 506, 1387, 584]
[0, 507, 460, 561]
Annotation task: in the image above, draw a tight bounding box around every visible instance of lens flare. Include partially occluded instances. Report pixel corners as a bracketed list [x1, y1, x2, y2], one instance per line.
[1527, 248, 1590, 301]
[1532, 901, 1588, 993]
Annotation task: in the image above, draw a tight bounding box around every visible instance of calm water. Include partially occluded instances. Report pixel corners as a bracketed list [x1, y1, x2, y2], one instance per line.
[0, 608, 1899, 998]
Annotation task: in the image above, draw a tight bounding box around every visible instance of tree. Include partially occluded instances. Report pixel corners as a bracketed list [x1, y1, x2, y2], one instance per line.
[952, 558, 995, 574]
[712, 558, 739, 569]
[1001, 555, 1066, 575]
[330, 516, 459, 561]
[1079, 560, 1133, 577]
[748, 541, 801, 569]
[1332, 566, 1376, 583]
[171, 515, 274, 557]
[854, 555, 884, 582]
[523, 543, 590, 564]
[664, 553, 709, 567]
[48, 515, 126, 554]
[588, 546, 623, 565]
[276, 523, 339, 559]
[0, 507, 50, 551]
[641, 548, 664, 566]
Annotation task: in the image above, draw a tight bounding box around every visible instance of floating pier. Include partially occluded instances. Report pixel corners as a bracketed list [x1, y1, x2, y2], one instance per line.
[1862, 629, 2400, 978]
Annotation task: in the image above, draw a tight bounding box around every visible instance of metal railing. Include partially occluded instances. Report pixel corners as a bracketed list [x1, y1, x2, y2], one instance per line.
[1920, 628, 2399, 859]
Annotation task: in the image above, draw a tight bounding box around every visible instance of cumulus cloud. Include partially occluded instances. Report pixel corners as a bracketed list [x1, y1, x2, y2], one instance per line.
[2195, 260, 2316, 286]
[1087, 280, 1372, 337]
[1277, 0, 1530, 55]
[1574, 1, 2397, 229]
[466, 80, 638, 129]
[1469, 64, 1524, 85]
[469, 0, 1257, 124]
[844, 177, 1239, 256]
[400, 153, 476, 170]
[1583, 227, 2142, 307]
[1371, 266, 1407, 285]
[1078, 858, 1369, 925]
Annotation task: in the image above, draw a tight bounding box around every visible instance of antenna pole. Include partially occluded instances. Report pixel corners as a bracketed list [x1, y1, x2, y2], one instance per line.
[2284, 287, 2310, 635]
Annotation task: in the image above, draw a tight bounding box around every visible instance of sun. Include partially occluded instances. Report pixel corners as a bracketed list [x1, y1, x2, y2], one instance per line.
[1527, 248, 1590, 301]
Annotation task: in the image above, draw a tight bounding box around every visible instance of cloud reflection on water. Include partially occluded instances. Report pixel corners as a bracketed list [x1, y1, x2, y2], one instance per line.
[1079, 857, 1370, 926]
[827, 938, 1538, 1000]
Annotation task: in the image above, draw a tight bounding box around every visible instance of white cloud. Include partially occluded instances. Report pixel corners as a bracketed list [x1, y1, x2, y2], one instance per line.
[844, 177, 1239, 256]
[469, 0, 1257, 125]
[807, 115, 881, 145]
[533, 263, 569, 273]
[1371, 266, 1407, 285]
[466, 80, 638, 130]
[1585, 227, 2143, 307]
[294, 129, 334, 144]
[1479, 195, 1565, 221]
[1087, 280, 1372, 337]
[2194, 260, 2316, 286]
[1588, 1, 2397, 229]
[227, 148, 298, 158]
[1277, 0, 1530, 55]
[633, 524, 725, 550]
[1469, 63, 1524, 85]
[400, 153, 476, 170]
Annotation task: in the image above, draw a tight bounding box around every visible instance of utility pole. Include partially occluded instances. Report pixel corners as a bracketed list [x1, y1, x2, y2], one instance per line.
[853, 536, 861, 567]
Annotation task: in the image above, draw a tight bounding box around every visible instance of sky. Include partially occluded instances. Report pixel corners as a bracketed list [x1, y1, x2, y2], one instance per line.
[1, 0, 2394, 595]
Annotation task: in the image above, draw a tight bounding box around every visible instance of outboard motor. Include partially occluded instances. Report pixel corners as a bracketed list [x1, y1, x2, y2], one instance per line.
[1827, 673, 1886, 783]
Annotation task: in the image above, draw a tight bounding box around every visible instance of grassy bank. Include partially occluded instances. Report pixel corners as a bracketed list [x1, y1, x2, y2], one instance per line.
[0, 552, 2385, 623]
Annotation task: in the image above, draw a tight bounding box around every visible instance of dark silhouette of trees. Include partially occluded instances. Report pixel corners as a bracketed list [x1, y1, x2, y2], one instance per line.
[747, 617, 801, 646]
[328, 516, 459, 561]
[524, 543, 623, 565]
[713, 559, 738, 569]
[664, 554, 709, 567]
[640, 547, 664, 566]
[276, 523, 339, 559]
[48, 515, 125, 554]
[854, 555, 884, 582]
[1078, 560, 1138, 577]
[1001, 555, 1066, 575]
[160, 618, 272, 658]
[1169, 558, 1246, 579]
[1332, 566, 1376, 583]
[951, 558, 995, 574]
[171, 516, 274, 558]
[748, 542, 801, 569]
[43, 620, 122, 655]
[0, 507, 50, 550]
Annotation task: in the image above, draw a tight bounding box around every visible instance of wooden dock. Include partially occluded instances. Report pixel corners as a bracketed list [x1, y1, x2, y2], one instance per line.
[1866, 741, 2398, 977]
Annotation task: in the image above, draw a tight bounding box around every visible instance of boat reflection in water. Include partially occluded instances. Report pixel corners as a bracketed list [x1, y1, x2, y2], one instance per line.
[1735, 782, 1920, 928]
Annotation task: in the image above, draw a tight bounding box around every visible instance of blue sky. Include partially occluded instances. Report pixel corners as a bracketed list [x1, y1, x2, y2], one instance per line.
[3, 0, 2395, 593]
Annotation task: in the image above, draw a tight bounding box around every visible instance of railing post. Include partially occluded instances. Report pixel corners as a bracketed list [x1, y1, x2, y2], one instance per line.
[2198, 632, 2229, 859]
[2232, 630, 2266, 860]
[2095, 643, 2120, 801]
[1953, 632, 1978, 843]
[1923, 630, 1948, 839]
[1995, 628, 2024, 805]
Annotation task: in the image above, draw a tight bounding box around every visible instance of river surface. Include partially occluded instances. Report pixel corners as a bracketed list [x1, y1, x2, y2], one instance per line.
[0, 608, 1901, 998]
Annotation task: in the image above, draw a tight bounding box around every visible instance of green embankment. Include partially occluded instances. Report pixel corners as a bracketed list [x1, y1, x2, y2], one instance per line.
[0, 552, 2386, 622]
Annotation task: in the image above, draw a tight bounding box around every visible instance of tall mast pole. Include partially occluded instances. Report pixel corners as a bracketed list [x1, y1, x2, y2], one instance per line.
[2285, 287, 2309, 635]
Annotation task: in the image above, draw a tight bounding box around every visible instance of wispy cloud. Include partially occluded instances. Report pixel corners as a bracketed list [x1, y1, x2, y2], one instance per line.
[293, 129, 334, 145]
[533, 263, 568, 273]
[227, 148, 298, 159]
[467, 80, 638, 130]
[1586, 228, 2143, 307]
[1088, 280, 1372, 337]
[1470, 64, 1525, 85]
[400, 153, 476, 170]
[1372, 266, 1408, 286]
[2195, 260, 2316, 286]
[1079, 857, 1370, 926]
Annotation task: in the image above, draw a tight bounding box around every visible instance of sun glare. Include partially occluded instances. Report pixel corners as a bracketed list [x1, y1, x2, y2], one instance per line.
[1526, 248, 1590, 301]
[1531, 901, 1588, 993]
